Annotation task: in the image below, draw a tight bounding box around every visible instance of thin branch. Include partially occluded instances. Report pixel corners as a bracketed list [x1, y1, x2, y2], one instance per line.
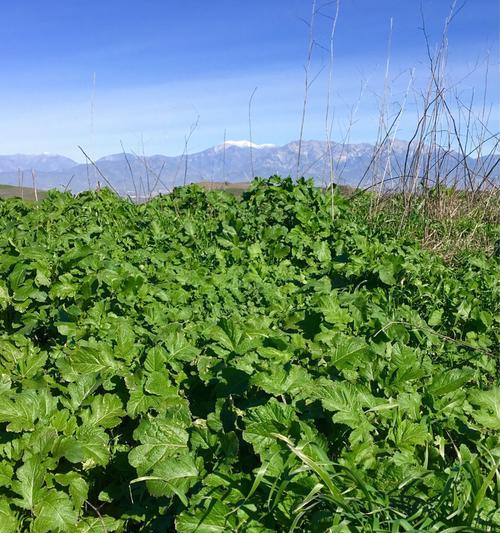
[78, 145, 119, 195]
[222, 128, 227, 185]
[120, 140, 138, 201]
[248, 87, 258, 179]
[297, 0, 317, 179]
[31, 170, 38, 202]
[324, 0, 340, 219]
[183, 114, 200, 186]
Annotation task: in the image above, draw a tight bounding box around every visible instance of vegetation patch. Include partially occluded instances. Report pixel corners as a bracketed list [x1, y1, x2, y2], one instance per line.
[0, 177, 498, 531]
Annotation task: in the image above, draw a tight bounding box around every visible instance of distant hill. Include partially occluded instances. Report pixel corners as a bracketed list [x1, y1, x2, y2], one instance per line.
[0, 184, 47, 201]
[0, 140, 497, 196]
[0, 154, 77, 173]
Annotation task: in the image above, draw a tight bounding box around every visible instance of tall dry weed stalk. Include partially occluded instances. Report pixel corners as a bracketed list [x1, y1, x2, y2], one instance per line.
[297, 0, 317, 179]
[343, 0, 500, 257]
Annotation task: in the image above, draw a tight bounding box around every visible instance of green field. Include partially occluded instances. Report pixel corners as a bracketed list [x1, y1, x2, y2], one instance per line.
[196, 180, 251, 195]
[0, 178, 498, 531]
[0, 184, 48, 201]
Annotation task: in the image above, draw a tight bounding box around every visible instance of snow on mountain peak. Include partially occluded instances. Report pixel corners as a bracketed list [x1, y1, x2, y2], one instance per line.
[215, 140, 276, 151]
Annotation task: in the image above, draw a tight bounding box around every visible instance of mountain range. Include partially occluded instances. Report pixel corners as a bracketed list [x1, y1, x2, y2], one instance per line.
[0, 140, 497, 196]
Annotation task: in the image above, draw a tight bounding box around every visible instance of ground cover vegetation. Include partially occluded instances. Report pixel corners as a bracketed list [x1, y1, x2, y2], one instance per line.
[0, 177, 498, 532]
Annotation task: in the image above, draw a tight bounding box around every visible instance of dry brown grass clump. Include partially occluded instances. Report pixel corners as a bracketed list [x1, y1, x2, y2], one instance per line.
[368, 187, 499, 262]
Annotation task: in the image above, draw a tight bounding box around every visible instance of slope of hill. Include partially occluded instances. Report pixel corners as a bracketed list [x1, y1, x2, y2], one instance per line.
[0, 154, 77, 173]
[0, 184, 47, 201]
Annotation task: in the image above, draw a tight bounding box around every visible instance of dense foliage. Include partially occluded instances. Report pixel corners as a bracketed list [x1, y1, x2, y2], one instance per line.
[0, 177, 498, 532]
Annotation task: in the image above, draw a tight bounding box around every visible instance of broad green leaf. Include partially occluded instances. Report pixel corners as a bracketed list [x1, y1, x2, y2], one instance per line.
[17, 348, 48, 379]
[310, 379, 373, 419]
[428, 309, 443, 326]
[0, 374, 11, 394]
[55, 322, 78, 338]
[12, 456, 46, 510]
[34, 269, 51, 287]
[129, 416, 190, 475]
[378, 262, 396, 285]
[248, 242, 262, 258]
[66, 374, 100, 410]
[132, 454, 199, 501]
[206, 319, 254, 355]
[0, 501, 18, 533]
[76, 516, 123, 532]
[328, 334, 369, 370]
[163, 324, 200, 361]
[317, 297, 351, 325]
[80, 393, 124, 428]
[144, 346, 168, 372]
[144, 371, 179, 398]
[428, 367, 475, 396]
[313, 240, 331, 263]
[126, 387, 161, 418]
[0, 389, 46, 432]
[54, 472, 89, 511]
[32, 489, 78, 533]
[391, 344, 430, 385]
[243, 399, 297, 454]
[255, 346, 291, 363]
[176, 501, 236, 533]
[57, 425, 110, 467]
[111, 317, 137, 361]
[0, 461, 13, 488]
[0, 281, 10, 310]
[469, 387, 500, 430]
[250, 364, 311, 396]
[65, 342, 119, 375]
[390, 420, 430, 450]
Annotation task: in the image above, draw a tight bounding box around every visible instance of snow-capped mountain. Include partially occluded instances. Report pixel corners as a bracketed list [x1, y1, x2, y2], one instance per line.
[0, 140, 497, 194]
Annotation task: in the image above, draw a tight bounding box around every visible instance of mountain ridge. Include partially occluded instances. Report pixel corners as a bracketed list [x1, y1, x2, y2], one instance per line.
[1, 140, 497, 195]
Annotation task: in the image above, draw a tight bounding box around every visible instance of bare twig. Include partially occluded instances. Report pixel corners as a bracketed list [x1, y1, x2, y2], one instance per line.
[324, 0, 340, 218]
[89, 72, 96, 189]
[297, 0, 317, 179]
[31, 170, 38, 202]
[222, 128, 227, 185]
[120, 140, 138, 201]
[182, 114, 200, 186]
[63, 175, 75, 192]
[248, 86, 258, 179]
[78, 145, 119, 195]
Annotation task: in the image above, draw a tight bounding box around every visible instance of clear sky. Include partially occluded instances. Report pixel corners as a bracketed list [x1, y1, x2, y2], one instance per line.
[0, 0, 498, 160]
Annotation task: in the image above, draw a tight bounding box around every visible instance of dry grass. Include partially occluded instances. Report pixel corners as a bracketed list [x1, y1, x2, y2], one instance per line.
[422, 191, 499, 260]
[369, 188, 500, 261]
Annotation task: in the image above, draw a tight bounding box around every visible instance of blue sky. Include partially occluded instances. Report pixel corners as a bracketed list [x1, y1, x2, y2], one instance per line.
[0, 0, 498, 160]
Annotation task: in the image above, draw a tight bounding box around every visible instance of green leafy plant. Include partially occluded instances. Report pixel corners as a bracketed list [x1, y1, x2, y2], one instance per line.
[0, 177, 498, 531]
